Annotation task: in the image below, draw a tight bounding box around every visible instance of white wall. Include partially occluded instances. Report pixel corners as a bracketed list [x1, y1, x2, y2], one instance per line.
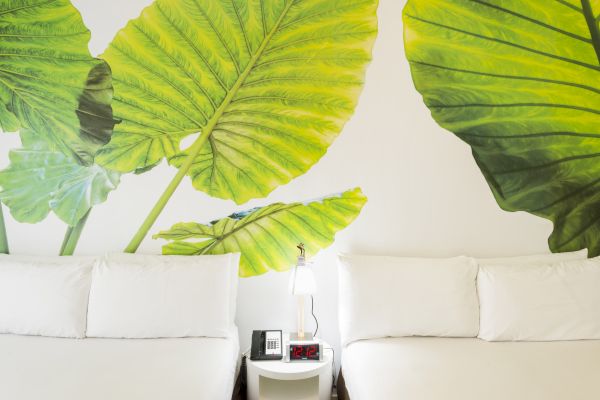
[0, 0, 552, 368]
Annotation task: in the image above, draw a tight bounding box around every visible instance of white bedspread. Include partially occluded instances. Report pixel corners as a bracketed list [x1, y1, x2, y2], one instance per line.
[342, 337, 600, 400]
[0, 331, 239, 400]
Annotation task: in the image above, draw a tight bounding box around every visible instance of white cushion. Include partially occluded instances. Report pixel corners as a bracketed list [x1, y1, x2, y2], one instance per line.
[342, 337, 600, 400]
[0, 255, 96, 338]
[338, 254, 479, 346]
[0, 333, 241, 400]
[86, 253, 240, 339]
[478, 257, 600, 341]
[478, 249, 587, 266]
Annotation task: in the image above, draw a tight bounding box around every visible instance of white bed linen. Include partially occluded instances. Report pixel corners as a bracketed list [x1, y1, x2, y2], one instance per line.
[342, 337, 600, 400]
[0, 330, 240, 400]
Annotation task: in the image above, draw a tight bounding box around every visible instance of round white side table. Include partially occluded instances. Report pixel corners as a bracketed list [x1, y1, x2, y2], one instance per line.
[246, 340, 333, 400]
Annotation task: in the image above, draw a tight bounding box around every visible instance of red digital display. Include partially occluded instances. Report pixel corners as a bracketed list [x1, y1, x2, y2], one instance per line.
[289, 344, 320, 360]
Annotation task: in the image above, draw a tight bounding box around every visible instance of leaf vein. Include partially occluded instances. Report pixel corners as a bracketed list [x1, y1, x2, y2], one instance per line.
[230, 0, 252, 56]
[111, 44, 209, 122]
[459, 131, 600, 140]
[130, 21, 216, 113]
[468, 0, 592, 44]
[190, 0, 242, 74]
[405, 14, 600, 72]
[265, 30, 378, 55]
[278, 0, 373, 31]
[409, 60, 600, 95]
[217, 119, 325, 144]
[430, 102, 600, 115]
[112, 77, 204, 127]
[491, 152, 600, 175]
[0, 0, 57, 17]
[154, 2, 229, 92]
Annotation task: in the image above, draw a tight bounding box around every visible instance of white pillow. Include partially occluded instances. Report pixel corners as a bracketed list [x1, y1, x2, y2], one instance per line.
[478, 249, 587, 266]
[338, 254, 479, 346]
[86, 253, 239, 339]
[111, 252, 241, 324]
[0, 254, 96, 338]
[478, 257, 600, 341]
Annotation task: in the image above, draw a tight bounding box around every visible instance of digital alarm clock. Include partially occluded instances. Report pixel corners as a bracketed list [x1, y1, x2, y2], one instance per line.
[283, 340, 323, 362]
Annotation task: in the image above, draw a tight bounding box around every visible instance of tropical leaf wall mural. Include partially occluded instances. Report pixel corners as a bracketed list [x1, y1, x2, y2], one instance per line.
[403, 0, 600, 256]
[0, 0, 377, 276]
[97, 0, 378, 252]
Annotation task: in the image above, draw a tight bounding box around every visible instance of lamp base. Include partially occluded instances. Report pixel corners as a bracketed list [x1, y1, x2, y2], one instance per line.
[289, 332, 314, 341]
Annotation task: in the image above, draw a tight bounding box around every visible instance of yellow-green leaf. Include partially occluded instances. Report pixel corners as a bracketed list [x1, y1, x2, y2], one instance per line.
[96, 0, 378, 204]
[154, 187, 367, 277]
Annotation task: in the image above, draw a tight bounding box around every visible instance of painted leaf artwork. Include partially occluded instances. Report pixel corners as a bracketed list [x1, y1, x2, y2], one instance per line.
[0, 0, 373, 271]
[0, 130, 120, 226]
[96, 0, 378, 204]
[0, 0, 117, 165]
[155, 188, 367, 276]
[403, 0, 600, 255]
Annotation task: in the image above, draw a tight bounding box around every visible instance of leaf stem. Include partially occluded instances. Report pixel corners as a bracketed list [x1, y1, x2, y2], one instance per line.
[59, 209, 91, 256]
[0, 202, 8, 254]
[581, 0, 600, 64]
[124, 1, 295, 253]
[124, 131, 211, 253]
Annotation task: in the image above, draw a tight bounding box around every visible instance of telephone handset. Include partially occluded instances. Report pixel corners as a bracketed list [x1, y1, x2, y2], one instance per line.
[250, 330, 283, 360]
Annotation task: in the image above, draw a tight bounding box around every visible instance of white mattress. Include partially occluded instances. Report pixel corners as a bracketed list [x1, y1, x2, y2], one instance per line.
[342, 337, 600, 400]
[0, 331, 240, 400]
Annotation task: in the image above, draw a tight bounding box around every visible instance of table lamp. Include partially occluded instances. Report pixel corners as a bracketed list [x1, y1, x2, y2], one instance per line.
[289, 243, 316, 341]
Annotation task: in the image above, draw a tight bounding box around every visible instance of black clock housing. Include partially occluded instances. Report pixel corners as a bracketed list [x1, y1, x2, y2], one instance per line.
[289, 343, 321, 361]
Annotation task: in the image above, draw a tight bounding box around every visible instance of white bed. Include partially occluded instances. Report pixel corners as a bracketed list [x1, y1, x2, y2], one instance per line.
[342, 337, 600, 400]
[337, 253, 600, 400]
[0, 330, 240, 400]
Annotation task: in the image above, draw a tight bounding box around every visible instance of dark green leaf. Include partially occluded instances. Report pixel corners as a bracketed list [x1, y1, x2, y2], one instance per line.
[404, 0, 600, 255]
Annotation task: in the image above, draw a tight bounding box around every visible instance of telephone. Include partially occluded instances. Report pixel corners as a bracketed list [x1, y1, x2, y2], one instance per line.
[250, 330, 283, 360]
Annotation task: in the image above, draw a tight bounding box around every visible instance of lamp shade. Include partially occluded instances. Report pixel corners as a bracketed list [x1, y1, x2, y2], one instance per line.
[289, 265, 316, 296]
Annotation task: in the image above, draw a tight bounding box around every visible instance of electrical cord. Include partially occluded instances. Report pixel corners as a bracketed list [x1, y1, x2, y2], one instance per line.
[311, 295, 319, 337]
[324, 347, 337, 391]
[240, 348, 250, 392]
[311, 296, 336, 391]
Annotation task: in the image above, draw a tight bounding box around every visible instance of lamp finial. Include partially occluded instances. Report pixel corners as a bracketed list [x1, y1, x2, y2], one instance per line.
[297, 243, 305, 257]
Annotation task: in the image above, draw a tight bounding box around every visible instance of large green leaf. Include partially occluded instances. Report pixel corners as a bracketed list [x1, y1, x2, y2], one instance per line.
[0, 130, 120, 226]
[154, 187, 367, 277]
[96, 0, 378, 204]
[404, 0, 600, 255]
[0, 0, 117, 164]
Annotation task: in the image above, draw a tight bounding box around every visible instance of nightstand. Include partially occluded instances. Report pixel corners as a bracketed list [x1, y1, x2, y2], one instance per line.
[246, 339, 334, 400]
